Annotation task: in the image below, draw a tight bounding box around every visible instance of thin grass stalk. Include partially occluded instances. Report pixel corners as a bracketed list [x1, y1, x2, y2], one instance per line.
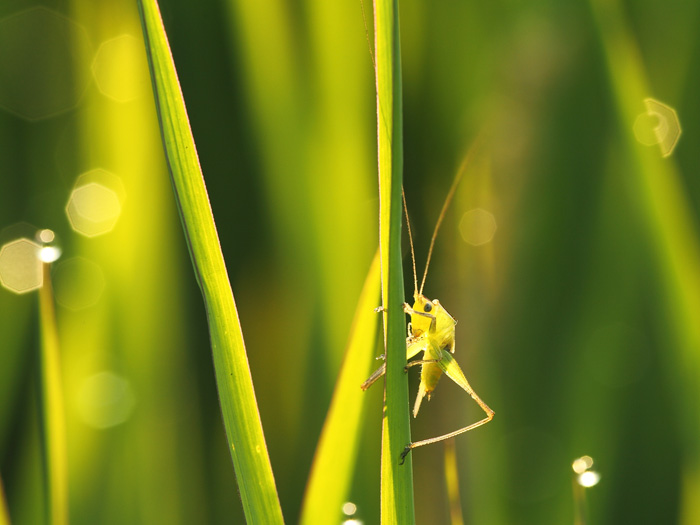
[137, 1, 284, 522]
[0, 472, 10, 525]
[373, 0, 415, 522]
[37, 262, 68, 525]
[0, 484, 6, 525]
[444, 439, 464, 525]
[572, 475, 588, 525]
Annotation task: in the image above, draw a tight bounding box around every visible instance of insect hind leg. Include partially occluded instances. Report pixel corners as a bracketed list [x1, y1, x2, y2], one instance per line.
[399, 403, 494, 464]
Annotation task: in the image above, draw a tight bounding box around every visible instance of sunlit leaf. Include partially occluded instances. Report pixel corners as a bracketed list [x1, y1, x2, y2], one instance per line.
[137, 1, 283, 522]
[300, 251, 380, 524]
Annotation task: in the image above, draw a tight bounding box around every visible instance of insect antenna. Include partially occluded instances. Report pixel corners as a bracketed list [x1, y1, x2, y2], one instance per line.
[359, 0, 376, 71]
[402, 187, 418, 296]
[419, 141, 481, 295]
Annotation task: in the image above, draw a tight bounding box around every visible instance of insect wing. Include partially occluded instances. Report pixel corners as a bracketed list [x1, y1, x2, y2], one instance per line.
[432, 301, 456, 353]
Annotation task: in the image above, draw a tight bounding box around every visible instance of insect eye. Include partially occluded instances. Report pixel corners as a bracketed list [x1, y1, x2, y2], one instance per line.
[423, 303, 432, 312]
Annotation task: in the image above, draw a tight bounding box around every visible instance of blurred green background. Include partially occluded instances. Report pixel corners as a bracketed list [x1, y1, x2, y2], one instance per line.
[1, 0, 699, 523]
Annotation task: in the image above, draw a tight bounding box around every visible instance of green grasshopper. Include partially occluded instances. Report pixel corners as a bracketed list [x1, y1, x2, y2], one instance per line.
[362, 158, 494, 464]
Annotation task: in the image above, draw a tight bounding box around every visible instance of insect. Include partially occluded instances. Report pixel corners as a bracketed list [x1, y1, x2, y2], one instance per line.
[361, 152, 494, 464]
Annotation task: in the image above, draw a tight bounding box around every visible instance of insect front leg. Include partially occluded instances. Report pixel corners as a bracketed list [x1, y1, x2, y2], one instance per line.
[360, 362, 387, 391]
[403, 358, 439, 373]
[362, 333, 427, 391]
[402, 303, 437, 332]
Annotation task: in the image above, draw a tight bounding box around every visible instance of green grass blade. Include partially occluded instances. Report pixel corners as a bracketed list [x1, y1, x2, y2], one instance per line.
[299, 252, 380, 524]
[373, 0, 415, 522]
[136, 1, 284, 522]
[444, 439, 464, 525]
[589, 0, 700, 522]
[37, 263, 68, 525]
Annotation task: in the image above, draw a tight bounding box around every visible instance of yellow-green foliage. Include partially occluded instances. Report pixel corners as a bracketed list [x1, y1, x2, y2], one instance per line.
[1, 0, 699, 524]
